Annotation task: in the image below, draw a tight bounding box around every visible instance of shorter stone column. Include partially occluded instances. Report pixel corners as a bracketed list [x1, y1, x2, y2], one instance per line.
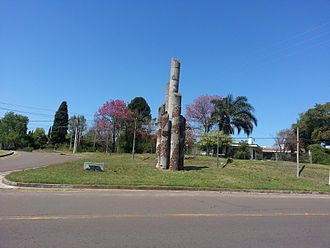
[159, 113, 171, 170]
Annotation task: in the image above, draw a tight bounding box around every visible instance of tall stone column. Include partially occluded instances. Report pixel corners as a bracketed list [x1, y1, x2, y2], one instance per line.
[156, 58, 185, 171]
[168, 59, 180, 119]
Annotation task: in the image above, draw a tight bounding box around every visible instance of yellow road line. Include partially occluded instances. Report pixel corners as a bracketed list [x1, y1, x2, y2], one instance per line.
[1, 212, 330, 221]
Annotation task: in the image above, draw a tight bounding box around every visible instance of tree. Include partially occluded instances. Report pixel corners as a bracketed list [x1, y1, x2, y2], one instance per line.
[127, 97, 151, 122]
[211, 94, 257, 165]
[50, 101, 69, 144]
[95, 99, 131, 152]
[185, 95, 222, 133]
[197, 131, 232, 155]
[68, 115, 87, 152]
[32, 128, 48, 149]
[233, 142, 250, 160]
[127, 97, 151, 159]
[0, 112, 29, 149]
[185, 124, 197, 154]
[307, 144, 330, 165]
[211, 95, 257, 136]
[295, 102, 330, 147]
[274, 129, 297, 160]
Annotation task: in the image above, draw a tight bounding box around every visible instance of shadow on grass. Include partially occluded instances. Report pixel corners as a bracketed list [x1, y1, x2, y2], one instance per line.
[184, 166, 209, 171]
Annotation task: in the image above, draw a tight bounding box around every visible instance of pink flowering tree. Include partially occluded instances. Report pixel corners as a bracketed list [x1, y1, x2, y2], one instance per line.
[95, 99, 132, 152]
[185, 95, 222, 133]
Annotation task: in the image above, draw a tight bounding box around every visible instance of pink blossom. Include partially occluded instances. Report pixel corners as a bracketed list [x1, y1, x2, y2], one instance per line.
[185, 95, 222, 133]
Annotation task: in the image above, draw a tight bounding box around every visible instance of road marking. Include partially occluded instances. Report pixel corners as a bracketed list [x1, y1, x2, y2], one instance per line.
[1, 212, 330, 221]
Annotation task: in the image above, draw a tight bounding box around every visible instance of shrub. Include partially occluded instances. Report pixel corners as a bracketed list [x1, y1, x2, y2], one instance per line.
[308, 144, 330, 165]
[21, 147, 33, 152]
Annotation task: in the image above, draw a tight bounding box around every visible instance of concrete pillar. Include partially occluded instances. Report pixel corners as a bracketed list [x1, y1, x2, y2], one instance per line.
[156, 104, 165, 168]
[155, 58, 185, 171]
[168, 58, 180, 119]
[159, 113, 171, 169]
[169, 94, 181, 170]
[178, 115, 186, 170]
[164, 82, 170, 113]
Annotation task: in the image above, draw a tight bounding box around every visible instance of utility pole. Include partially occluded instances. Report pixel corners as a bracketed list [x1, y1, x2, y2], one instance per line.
[296, 127, 299, 177]
[216, 118, 220, 168]
[132, 117, 137, 160]
[73, 125, 78, 154]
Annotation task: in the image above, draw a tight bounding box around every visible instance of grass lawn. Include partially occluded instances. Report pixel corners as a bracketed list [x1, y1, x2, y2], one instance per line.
[0, 150, 11, 155]
[6, 153, 330, 192]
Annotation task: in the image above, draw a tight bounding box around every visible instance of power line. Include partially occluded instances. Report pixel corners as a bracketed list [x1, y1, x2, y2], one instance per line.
[0, 101, 55, 112]
[0, 107, 53, 117]
[244, 19, 330, 60]
[0, 102, 95, 119]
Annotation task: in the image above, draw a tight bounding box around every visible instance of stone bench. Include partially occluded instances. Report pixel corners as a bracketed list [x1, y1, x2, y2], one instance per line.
[83, 162, 105, 172]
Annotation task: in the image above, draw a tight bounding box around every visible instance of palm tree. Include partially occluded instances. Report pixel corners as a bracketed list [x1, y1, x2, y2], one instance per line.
[211, 94, 257, 167]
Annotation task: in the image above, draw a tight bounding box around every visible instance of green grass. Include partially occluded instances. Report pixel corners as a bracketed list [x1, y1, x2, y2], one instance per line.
[6, 153, 330, 192]
[0, 150, 11, 155]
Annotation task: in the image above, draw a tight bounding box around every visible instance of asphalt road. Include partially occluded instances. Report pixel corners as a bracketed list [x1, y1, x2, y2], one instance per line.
[0, 151, 81, 172]
[0, 190, 329, 248]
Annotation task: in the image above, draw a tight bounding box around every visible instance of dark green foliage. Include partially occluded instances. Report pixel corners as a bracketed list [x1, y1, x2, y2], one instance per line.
[32, 128, 48, 149]
[50, 101, 69, 144]
[295, 102, 330, 147]
[0, 112, 29, 149]
[233, 143, 250, 160]
[118, 97, 153, 154]
[211, 94, 257, 136]
[308, 144, 330, 165]
[127, 97, 151, 122]
[118, 127, 155, 153]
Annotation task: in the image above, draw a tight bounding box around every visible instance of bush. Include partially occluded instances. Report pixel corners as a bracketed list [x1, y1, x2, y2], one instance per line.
[234, 151, 249, 159]
[20, 147, 33, 152]
[308, 144, 330, 165]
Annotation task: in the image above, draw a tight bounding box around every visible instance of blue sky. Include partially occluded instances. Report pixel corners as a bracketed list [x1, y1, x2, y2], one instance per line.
[1, 0, 329, 147]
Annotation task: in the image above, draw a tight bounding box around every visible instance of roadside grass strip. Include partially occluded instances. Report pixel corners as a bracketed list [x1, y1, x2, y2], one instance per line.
[5, 153, 330, 192]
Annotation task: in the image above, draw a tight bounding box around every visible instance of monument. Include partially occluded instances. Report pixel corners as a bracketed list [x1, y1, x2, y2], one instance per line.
[156, 58, 186, 170]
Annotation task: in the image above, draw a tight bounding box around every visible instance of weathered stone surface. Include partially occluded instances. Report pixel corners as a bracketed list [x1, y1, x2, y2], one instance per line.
[156, 104, 166, 168]
[156, 58, 185, 171]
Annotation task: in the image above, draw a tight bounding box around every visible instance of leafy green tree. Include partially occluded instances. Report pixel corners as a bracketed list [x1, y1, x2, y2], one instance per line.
[127, 97, 151, 123]
[0, 112, 29, 149]
[126, 97, 151, 158]
[68, 115, 87, 151]
[32, 128, 48, 149]
[233, 142, 250, 160]
[211, 94, 257, 163]
[50, 101, 69, 144]
[211, 94, 257, 136]
[307, 144, 330, 165]
[295, 102, 330, 147]
[197, 131, 232, 155]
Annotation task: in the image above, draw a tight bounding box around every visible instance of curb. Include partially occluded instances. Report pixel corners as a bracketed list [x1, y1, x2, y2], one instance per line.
[0, 151, 15, 158]
[2, 177, 330, 195]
